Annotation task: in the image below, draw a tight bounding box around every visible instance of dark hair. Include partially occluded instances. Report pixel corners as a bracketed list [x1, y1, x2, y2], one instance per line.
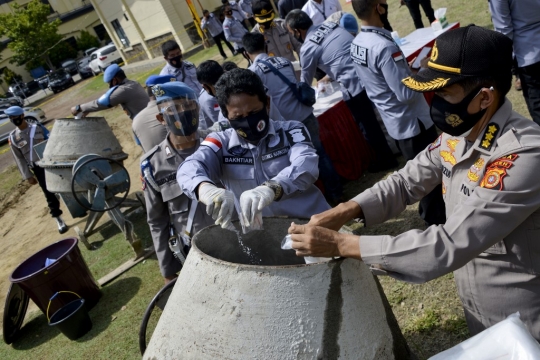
[203, 9, 209, 14]
[221, 0, 229, 4]
[115, 69, 126, 81]
[222, 61, 238, 72]
[222, 4, 231, 14]
[351, 0, 378, 20]
[242, 33, 265, 54]
[458, 73, 512, 106]
[197, 60, 224, 85]
[285, 9, 313, 31]
[252, 0, 272, 15]
[161, 40, 180, 57]
[215, 68, 267, 117]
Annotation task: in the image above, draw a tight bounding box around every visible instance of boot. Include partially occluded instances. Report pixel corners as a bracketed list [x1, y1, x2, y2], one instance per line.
[55, 216, 68, 234]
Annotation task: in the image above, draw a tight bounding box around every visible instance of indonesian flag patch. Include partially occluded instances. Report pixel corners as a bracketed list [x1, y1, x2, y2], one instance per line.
[201, 137, 222, 152]
[392, 51, 404, 62]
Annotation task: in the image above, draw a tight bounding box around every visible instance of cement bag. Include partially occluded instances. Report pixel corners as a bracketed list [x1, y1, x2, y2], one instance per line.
[429, 313, 540, 360]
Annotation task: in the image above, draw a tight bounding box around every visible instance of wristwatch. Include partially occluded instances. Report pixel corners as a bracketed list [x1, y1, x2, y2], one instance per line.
[75, 104, 81, 113]
[262, 180, 283, 201]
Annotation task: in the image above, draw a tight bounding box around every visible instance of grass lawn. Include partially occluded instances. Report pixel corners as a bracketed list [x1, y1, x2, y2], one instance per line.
[0, 0, 534, 358]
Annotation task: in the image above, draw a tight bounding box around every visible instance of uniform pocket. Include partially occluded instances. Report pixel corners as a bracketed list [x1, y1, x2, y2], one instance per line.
[261, 148, 290, 178]
[168, 195, 190, 215]
[223, 163, 255, 180]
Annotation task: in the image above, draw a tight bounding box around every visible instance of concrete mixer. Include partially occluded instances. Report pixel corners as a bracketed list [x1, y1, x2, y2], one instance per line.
[36, 117, 146, 257]
[143, 218, 416, 359]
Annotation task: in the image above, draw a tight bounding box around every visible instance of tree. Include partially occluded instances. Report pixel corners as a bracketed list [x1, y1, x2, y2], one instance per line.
[0, 0, 63, 70]
[76, 30, 101, 52]
[49, 41, 79, 67]
[2, 68, 23, 85]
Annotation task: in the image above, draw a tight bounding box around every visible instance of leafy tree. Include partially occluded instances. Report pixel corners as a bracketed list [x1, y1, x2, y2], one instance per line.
[2, 68, 23, 85]
[76, 30, 101, 52]
[49, 41, 79, 67]
[0, 0, 62, 70]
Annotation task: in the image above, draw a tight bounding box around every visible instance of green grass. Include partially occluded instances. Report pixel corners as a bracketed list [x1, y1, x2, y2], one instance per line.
[0, 165, 22, 202]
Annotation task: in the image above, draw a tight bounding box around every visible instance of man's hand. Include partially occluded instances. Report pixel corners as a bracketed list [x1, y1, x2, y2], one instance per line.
[198, 182, 235, 229]
[308, 201, 363, 231]
[239, 186, 274, 226]
[27, 177, 38, 185]
[70, 106, 79, 116]
[288, 222, 361, 259]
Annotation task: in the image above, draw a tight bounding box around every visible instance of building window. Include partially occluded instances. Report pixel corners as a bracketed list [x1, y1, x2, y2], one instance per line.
[111, 19, 130, 48]
[93, 24, 107, 42]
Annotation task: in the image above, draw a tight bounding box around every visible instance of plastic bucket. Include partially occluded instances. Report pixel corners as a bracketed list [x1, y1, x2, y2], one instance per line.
[10, 238, 101, 316]
[47, 291, 92, 340]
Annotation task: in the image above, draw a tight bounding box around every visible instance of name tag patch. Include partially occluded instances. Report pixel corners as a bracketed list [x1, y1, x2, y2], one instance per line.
[223, 156, 254, 165]
[309, 22, 338, 45]
[351, 44, 368, 67]
[156, 173, 177, 186]
[262, 146, 290, 162]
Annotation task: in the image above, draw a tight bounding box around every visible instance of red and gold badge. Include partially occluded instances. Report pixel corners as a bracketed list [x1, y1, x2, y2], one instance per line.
[467, 158, 485, 182]
[479, 154, 519, 191]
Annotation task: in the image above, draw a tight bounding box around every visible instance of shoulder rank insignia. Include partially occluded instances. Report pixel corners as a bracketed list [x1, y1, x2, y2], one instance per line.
[428, 135, 442, 151]
[479, 123, 499, 151]
[479, 154, 518, 190]
[440, 138, 459, 166]
[467, 158, 485, 182]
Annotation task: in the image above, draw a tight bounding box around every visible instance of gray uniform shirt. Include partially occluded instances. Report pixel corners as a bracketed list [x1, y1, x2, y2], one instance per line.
[229, 1, 246, 22]
[239, 0, 253, 18]
[300, 22, 364, 100]
[177, 120, 330, 218]
[9, 124, 45, 179]
[198, 89, 223, 128]
[350, 26, 433, 140]
[201, 13, 224, 37]
[223, 17, 248, 50]
[301, 0, 341, 25]
[353, 99, 540, 340]
[132, 99, 168, 153]
[160, 61, 202, 94]
[249, 53, 312, 121]
[489, 0, 540, 68]
[141, 138, 214, 277]
[252, 19, 302, 62]
[80, 79, 149, 120]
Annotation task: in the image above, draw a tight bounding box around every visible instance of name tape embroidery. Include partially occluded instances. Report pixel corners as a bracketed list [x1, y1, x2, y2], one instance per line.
[223, 156, 254, 165]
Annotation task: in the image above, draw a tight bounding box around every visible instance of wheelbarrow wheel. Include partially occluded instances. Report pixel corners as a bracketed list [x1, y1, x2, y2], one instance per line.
[139, 277, 177, 355]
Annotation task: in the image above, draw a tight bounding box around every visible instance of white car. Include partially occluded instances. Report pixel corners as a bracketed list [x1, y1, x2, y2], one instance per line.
[0, 106, 47, 143]
[88, 45, 122, 75]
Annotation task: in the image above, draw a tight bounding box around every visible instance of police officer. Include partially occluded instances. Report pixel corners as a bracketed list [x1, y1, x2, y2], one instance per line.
[222, 0, 249, 30]
[196, 60, 228, 128]
[7, 106, 68, 234]
[289, 25, 540, 341]
[243, 32, 343, 204]
[71, 64, 149, 120]
[141, 82, 214, 284]
[239, 0, 256, 27]
[301, 0, 341, 25]
[251, 0, 301, 63]
[201, 9, 236, 60]
[285, 9, 398, 172]
[350, 0, 444, 225]
[223, 4, 249, 53]
[177, 69, 329, 229]
[132, 75, 171, 153]
[159, 40, 202, 94]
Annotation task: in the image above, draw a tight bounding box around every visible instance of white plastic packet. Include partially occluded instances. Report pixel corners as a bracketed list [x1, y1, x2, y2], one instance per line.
[281, 235, 331, 264]
[432, 8, 448, 30]
[429, 312, 540, 360]
[234, 196, 263, 234]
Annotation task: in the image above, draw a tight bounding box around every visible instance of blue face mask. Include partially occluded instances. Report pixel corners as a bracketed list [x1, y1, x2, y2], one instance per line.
[229, 107, 270, 142]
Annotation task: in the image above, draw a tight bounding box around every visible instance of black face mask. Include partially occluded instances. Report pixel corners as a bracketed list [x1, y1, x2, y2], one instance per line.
[164, 110, 199, 137]
[10, 115, 23, 127]
[169, 54, 183, 69]
[229, 107, 270, 142]
[378, 3, 389, 27]
[430, 87, 487, 137]
[259, 19, 273, 28]
[204, 86, 215, 98]
[109, 79, 116, 88]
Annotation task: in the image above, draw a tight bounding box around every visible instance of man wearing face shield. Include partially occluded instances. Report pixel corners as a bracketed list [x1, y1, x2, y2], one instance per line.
[177, 69, 330, 230]
[141, 82, 215, 284]
[288, 25, 540, 341]
[251, 0, 301, 63]
[7, 106, 68, 234]
[71, 64, 149, 120]
[159, 40, 202, 94]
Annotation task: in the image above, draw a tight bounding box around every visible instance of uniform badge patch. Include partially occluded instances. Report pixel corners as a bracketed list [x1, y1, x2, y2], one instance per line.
[140, 174, 146, 191]
[201, 137, 223, 152]
[165, 146, 172, 156]
[428, 135, 442, 151]
[440, 138, 459, 166]
[479, 123, 499, 151]
[392, 51, 404, 62]
[467, 158, 485, 182]
[286, 128, 309, 143]
[479, 154, 518, 190]
[351, 44, 368, 67]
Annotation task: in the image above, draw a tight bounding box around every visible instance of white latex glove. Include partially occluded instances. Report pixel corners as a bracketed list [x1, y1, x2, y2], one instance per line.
[198, 183, 235, 229]
[239, 186, 275, 226]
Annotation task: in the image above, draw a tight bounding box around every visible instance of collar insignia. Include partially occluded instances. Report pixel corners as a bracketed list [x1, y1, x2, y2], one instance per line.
[479, 123, 499, 151]
[165, 146, 172, 156]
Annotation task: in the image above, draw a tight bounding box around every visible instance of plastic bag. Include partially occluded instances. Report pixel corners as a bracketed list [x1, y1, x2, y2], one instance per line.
[429, 312, 540, 360]
[432, 8, 448, 31]
[281, 235, 331, 264]
[234, 196, 263, 234]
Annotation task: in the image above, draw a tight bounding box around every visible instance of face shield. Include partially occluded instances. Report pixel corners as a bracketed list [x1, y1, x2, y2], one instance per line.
[158, 96, 200, 142]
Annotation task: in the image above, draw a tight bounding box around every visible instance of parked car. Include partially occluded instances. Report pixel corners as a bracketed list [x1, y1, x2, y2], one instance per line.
[37, 75, 49, 89]
[84, 47, 98, 57]
[0, 105, 47, 143]
[25, 80, 40, 95]
[48, 69, 75, 93]
[0, 96, 24, 107]
[8, 84, 32, 98]
[61, 59, 79, 76]
[88, 45, 122, 74]
[77, 57, 94, 79]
